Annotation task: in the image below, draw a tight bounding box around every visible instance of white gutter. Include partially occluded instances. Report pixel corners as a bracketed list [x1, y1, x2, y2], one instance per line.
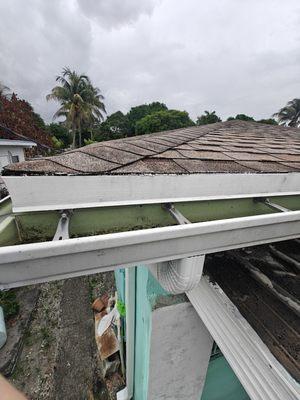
[187, 277, 300, 400]
[0, 211, 300, 289]
[3, 173, 300, 212]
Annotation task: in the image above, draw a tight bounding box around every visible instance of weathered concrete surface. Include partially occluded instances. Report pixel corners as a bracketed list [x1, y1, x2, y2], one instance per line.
[0, 287, 40, 376]
[53, 277, 97, 400]
[8, 273, 121, 399]
[148, 301, 213, 400]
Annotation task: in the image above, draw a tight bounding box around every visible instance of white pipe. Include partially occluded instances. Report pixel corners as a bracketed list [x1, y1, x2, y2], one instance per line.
[0, 306, 7, 349]
[150, 255, 205, 294]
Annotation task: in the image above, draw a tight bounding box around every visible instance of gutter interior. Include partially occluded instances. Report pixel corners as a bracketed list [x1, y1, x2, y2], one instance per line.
[0, 195, 299, 246]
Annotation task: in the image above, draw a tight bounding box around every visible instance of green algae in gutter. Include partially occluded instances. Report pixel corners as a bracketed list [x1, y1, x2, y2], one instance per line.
[3, 195, 300, 245]
[0, 216, 20, 246]
[0, 196, 12, 221]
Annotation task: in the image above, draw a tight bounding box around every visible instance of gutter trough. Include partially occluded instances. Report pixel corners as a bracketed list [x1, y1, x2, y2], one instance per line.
[0, 209, 299, 289]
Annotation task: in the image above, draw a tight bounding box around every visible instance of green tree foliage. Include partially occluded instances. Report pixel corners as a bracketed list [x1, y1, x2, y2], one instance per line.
[273, 99, 300, 127]
[46, 67, 106, 148]
[46, 123, 72, 148]
[51, 135, 64, 149]
[32, 111, 46, 129]
[257, 118, 278, 125]
[127, 102, 167, 133]
[196, 111, 221, 125]
[135, 110, 194, 134]
[227, 114, 255, 122]
[0, 290, 19, 321]
[99, 111, 131, 140]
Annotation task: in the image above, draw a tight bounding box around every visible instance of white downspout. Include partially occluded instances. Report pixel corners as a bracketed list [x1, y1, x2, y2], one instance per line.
[149, 255, 205, 294]
[149, 204, 205, 294]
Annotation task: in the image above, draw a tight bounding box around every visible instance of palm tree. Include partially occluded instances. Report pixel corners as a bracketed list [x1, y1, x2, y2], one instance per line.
[196, 111, 221, 125]
[273, 99, 300, 127]
[46, 67, 106, 148]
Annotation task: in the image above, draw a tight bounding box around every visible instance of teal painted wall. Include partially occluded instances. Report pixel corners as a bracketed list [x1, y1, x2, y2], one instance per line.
[201, 355, 250, 400]
[134, 267, 169, 399]
[114, 268, 125, 302]
[115, 267, 250, 400]
[134, 267, 151, 400]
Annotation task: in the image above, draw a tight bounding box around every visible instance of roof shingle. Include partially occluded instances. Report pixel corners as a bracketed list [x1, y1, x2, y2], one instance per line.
[4, 120, 300, 175]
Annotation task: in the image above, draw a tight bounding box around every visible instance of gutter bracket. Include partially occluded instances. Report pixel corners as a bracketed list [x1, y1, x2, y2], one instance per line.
[163, 202, 190, 224]
[254, 197, 291, 213]
[52, 210, 72, 241]
[152, 203, 204, 294]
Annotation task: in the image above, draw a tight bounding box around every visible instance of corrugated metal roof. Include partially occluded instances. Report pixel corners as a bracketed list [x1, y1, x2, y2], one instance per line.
[206, 239, 300, 382]
[3, 120, 300, 175]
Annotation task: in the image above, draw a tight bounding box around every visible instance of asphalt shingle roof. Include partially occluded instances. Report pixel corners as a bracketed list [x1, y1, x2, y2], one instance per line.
[4, 120, 300, 175]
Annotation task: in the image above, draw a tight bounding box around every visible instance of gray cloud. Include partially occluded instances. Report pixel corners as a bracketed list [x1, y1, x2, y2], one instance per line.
[77, 0, 159, 29]
[0, 0, 300, 123]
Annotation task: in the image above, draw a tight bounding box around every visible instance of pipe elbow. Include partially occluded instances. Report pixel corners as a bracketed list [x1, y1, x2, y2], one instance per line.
[153, 255, 205, 294]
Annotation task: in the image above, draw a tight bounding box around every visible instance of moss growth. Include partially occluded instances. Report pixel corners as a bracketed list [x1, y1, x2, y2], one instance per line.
[0, 290, 19, 321]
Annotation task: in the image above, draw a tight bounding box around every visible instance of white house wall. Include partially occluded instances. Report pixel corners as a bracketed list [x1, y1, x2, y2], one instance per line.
[0, 146, 25, 171]
[148, 302, 213, 400]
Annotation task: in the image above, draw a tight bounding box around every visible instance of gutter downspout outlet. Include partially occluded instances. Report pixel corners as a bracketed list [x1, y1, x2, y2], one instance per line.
[149, 255, 205, 294]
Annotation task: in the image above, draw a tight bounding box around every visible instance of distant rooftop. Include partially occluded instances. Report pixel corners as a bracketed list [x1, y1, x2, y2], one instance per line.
[3, 120, 300, 175]
[0, 139, 37, 147]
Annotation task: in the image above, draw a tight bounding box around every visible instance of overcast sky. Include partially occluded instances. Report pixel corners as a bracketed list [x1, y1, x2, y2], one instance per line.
[1, 0, 300, 122]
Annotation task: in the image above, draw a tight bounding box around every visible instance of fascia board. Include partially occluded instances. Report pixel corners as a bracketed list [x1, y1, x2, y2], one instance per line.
[187, 277, 300, 400]
[3, 173, 300, 212]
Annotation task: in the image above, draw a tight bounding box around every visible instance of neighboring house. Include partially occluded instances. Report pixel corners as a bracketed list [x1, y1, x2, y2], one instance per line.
[0, 123, 51, 159]
[0, 121, 299, 400]
[0, 139, 36, 172]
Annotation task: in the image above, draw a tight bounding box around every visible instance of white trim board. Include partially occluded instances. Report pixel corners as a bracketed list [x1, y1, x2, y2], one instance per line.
[3, 173, 300, 212]
[187, 277, 300, 400]
[0, 211, 299, 288]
